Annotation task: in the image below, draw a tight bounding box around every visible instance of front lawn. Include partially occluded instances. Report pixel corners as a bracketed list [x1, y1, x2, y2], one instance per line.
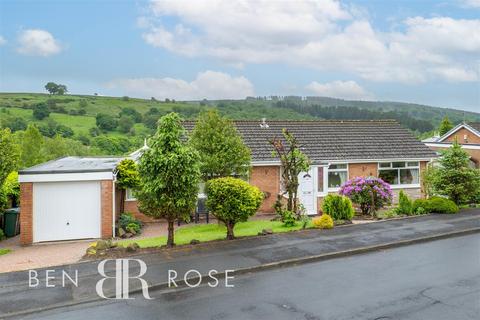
[0, 248, 12, 256]
[118, 219, 314, 248]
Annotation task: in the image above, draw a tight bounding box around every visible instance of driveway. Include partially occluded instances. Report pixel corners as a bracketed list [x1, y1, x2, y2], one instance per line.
[0, 222, 170, 273]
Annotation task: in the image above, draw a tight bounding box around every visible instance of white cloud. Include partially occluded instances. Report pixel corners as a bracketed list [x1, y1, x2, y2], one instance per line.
[461, 0, 480, 8]
[306, 80, 374, 100]
[17, 29, 62, 56]
[141, 0, 480, 83]
[0, 36, 6, 46]
[106, 70, 255, 100]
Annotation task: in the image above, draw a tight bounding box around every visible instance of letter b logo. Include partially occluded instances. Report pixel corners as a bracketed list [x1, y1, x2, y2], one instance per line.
[96, 259, 152, 300]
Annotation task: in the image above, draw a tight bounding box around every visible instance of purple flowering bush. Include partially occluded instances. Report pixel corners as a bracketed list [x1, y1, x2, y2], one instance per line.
[339, 177, 393, 216]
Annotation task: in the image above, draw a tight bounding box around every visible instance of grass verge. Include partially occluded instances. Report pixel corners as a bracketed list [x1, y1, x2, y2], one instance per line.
[0, 248, 12, 256]
[118, 219, 315, 248]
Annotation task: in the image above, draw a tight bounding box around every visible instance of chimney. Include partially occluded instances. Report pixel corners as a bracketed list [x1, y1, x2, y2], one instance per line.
[260, 118, 269, 128]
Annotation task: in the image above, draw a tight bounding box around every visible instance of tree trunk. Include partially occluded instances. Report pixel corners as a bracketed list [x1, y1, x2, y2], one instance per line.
[166, 219, 175, 247]
[119, 189, 125, 214]
[226, 222, 235, 240]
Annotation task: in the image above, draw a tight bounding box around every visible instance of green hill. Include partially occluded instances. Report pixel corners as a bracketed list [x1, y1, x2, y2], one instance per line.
[1, 92, 478, 156]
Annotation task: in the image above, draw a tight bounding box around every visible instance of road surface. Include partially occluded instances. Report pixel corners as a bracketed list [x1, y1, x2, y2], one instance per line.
[13, 233, 480, 320]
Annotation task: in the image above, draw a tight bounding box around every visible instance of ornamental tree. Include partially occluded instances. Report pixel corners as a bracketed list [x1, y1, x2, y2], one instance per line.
[116, 159, 140, 214]
[206, 177, 263, 240]
[438, 116, 453, 136]
[270, 129, 310, 214]
[190, 110, 251, 181]
[339, 177, 393, 216]
[433, 140, 480, 204]
[136, 113, 200, 247]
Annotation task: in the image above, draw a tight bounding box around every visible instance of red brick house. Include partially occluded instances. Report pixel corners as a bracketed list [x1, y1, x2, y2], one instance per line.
[18, 119, 436, 244]
[423, 122, 480, 168]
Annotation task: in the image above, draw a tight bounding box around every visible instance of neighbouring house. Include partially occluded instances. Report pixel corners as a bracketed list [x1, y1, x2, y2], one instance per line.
[423, 122, 480, 168]
[18, 119, 436, 244]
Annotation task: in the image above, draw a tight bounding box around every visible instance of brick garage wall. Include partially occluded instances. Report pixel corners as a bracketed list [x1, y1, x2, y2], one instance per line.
[249, 165, 280, 213]
[100, 180, 113, 239]
[443, 127, 480, 144]
[19, 183, 33, 245]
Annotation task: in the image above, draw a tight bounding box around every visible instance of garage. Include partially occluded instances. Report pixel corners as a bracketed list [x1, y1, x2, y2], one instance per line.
[18, 156, 120, 244]
[33, 181, 101, 242]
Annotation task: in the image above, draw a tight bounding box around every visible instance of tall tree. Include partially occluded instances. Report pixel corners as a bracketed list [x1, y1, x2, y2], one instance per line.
[116, 159, 140, 214]
[20, 124, 45, 168]
[270, 129, 310, 214]
[45, 82, 59, 95]
[136, 113, 200, 247]
[438, 116, 453, 136]
[0, 128, 20, 190]
[190, 110, 251, 181]
[433, 140, 480, 204]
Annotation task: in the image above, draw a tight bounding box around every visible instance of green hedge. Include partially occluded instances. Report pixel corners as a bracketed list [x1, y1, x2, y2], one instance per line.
[413, 196, 459, 214]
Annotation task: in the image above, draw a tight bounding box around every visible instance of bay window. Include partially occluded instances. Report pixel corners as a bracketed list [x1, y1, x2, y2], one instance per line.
[328, 164, 348, 190]
[378, 161, 420, 186]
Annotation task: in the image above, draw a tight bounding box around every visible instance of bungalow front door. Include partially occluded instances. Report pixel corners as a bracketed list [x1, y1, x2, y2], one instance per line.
[298, 167, 316, 215]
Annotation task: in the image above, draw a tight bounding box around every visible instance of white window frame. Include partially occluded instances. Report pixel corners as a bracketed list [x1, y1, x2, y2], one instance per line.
[317, 165, 329, 196]
[378, 161, 420, 189]
[327, 163, 349, 192]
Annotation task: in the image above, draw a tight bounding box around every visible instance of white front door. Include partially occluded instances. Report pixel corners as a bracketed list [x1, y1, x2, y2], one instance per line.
[298, 168, 316, 215]
[33, 181, 101, 242]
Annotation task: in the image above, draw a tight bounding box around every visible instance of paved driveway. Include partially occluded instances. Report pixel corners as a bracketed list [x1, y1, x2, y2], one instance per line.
[0, 223, 169, 273]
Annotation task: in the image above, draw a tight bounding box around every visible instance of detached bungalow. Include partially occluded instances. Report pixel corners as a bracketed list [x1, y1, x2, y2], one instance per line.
[423, 122, 480, 168]
[18, 119, 436, 244]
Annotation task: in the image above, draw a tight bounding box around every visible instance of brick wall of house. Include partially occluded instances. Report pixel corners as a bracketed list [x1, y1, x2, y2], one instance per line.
[249, 165, 280, 213]
[100, 180, 113, 238]
[124, 200, 157, 223]
[19, 183, 33, 245]
[429, 145, 480, 168]
[443, 127, 480, 144]
[348, 163, 378, 179]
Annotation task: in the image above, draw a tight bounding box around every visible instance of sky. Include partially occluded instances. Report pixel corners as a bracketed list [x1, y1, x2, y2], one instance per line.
[0, 0, 479, 111]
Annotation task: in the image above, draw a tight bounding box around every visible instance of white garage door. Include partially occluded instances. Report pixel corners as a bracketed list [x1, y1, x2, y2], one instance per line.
[33, 181, 101, 242]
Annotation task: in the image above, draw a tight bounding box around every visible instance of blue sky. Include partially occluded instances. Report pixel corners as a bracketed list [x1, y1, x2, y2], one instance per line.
[0, 0, 479, 111]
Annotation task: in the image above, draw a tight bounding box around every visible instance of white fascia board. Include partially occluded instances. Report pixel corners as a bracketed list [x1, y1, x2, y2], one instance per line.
[425, 142, 480, 150]
[19, 171, 114, 183]
[252, 161, 281, 166]
[327, 158, 433, 164]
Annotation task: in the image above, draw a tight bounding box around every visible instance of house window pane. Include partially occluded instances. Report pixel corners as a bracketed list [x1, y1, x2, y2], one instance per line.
[329, 164, 347, 170]
[379, 169, 399, 185]
[407, 161, 419, 167]
[126, 188, 137, 200]
[379, 162, 391, 168]
[328, 171, 347, 188]
[318, 167, 324, 192]
[400, 168, 419, 184]
[392, 162, 406, 168]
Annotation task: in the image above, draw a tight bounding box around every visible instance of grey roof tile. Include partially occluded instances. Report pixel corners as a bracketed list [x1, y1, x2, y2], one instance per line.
[184, 120, 437, 162]
[19, 156, 123, 174]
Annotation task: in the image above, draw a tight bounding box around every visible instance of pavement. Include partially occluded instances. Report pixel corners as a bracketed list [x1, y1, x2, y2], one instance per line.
[15, 233, 480, 320]
[0, 209, 479, 318]
[0, 222, 171, 273]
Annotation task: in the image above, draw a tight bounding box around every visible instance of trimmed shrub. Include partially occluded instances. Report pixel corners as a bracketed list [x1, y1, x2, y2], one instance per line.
[281, 210, 297, 227]
[397, 190, 414, 215]
[118, 212, 143, 234]
[413, 197, 459, 214]
[312, 214, 334, 229]
[321, 194, 355, 220]
[206, 177, 263, 239]
[339, 177, 393, 216]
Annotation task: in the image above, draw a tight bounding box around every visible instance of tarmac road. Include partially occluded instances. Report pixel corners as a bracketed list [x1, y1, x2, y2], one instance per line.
[14, 233, 480, 320]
